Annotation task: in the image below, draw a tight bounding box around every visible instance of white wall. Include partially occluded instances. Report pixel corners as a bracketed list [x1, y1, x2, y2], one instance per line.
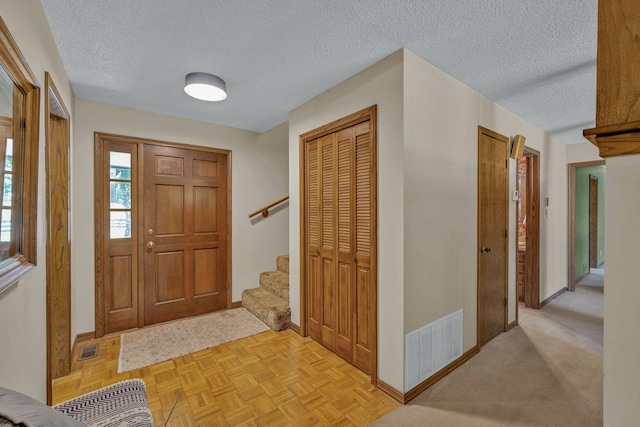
[402, 50, 569, 351]
[72, 100, 289, 338]
[603, 154, 640, 426]
[0, 0, 73, 401]
[289, 50, 405, 391]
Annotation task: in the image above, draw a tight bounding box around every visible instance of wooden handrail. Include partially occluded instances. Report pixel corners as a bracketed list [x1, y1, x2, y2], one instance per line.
[249, 196, 289, 219]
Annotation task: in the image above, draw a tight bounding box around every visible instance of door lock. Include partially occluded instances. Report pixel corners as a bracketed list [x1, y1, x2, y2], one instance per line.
[482, 247, 491, 253]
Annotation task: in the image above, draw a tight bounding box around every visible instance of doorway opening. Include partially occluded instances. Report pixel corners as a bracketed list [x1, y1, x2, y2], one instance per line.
[568, 161, 606, 291]
[515, 148, 540, 311]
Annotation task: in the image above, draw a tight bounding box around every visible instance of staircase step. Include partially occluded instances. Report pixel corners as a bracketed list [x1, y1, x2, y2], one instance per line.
[242, 288, 291, 331]
[259, 270, 289, 302]
[276, 255, 289, 274]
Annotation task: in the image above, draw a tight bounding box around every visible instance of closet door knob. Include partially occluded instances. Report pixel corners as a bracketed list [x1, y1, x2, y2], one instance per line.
[482, 247, 491, 253]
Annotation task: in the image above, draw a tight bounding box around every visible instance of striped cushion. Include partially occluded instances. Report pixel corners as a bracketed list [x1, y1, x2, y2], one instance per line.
[53, 379, 152, 427]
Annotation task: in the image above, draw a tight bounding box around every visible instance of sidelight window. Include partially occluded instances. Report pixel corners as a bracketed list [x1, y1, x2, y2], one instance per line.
[109, 151, 132, 239]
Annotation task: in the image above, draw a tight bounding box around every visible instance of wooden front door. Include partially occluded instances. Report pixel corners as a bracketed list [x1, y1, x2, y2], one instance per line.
[302, 106, 377, 379]
[477, 126, 508, 347]
[143, 144, 228, 325]
[95, 134, 230, 336]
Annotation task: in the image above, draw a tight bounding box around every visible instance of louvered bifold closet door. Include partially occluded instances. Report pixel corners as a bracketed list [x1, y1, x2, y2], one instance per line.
[306, 138, 322, 341]
[319, 134, 338, 351]
[335, 127, 355, 362]
[353, 121, 374, 374]
[304, 117, 374, 375]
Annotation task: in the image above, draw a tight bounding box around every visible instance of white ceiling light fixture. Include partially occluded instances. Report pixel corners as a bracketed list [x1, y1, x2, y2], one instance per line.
[184, 72, 227, 101]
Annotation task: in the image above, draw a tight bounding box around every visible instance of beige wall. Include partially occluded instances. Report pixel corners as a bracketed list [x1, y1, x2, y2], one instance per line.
[289, 48, 570, 392]
[289, 50, 406, 391]
[0, 0, 73, 401]
[403, 49, 568, 349]
[603, 154, 640, 426]
[566, 141, 603, 164]
[72, 100, 289, 338]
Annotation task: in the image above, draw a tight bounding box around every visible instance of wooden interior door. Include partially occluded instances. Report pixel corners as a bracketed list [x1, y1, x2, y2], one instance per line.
[589, 175, 598, 269]
[143, 144, 228, 325]
[477, 126, 508, 347]
[302, 106, 377, 378]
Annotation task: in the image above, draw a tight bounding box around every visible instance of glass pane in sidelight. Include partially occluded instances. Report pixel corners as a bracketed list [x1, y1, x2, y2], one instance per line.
[2, 173, 11, 206]
[110, 151, 131, 180]
[4, 138, 12, 172]
[110, 181, 131, 209]
[110, 210, 131, 239]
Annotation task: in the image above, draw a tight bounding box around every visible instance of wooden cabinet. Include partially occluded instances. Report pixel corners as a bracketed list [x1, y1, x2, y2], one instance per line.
[584, 0, 640, 157]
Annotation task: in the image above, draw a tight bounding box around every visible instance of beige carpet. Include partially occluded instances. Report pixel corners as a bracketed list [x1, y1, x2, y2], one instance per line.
[372, 275, 604, 426]
[118, 308, 269, 373]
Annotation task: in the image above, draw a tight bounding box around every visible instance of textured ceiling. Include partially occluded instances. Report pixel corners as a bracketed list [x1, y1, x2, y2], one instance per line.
[40, 0, 598, 144]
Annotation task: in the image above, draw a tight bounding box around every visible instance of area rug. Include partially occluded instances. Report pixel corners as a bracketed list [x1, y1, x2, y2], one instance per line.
[118, 308, 269, 373]
[54, 379, 153, 426]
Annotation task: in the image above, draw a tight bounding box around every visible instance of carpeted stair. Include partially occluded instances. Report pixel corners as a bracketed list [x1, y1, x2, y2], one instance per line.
[242, 255, 291, 331]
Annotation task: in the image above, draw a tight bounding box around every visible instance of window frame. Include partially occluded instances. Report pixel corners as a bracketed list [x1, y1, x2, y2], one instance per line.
[0, 17, 41, 295]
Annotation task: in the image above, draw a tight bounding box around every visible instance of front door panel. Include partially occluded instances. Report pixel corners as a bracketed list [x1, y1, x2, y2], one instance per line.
[144, 144, 227, 325]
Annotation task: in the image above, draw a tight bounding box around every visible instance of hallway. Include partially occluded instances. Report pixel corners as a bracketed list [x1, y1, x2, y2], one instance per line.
[374, 274, 604, 426]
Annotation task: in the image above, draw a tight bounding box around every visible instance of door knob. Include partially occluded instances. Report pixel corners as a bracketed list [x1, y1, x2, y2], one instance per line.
[482, 247, 491, 253]
[147, 241, 155, 249]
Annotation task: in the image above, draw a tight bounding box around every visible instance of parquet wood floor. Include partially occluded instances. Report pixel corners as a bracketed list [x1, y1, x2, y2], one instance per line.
[53, 329, 399, 426]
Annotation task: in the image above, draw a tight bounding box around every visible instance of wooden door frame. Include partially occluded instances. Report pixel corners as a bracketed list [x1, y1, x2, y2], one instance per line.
[589, 174, 598, 269]
[515, 147, 540, 311]
[45, 73, 71, 405]
[299, 105, 378, 384]
[567, 160, 605, 291]
[476, 126, 509, 347]
[94, 133, 232, 337]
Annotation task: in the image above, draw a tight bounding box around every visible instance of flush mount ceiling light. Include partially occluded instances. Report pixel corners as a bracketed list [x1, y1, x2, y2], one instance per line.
[184, 72, 227, 101]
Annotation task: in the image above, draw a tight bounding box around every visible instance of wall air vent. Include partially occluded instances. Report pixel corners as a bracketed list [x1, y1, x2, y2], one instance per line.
[405, 309, 462, 392]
